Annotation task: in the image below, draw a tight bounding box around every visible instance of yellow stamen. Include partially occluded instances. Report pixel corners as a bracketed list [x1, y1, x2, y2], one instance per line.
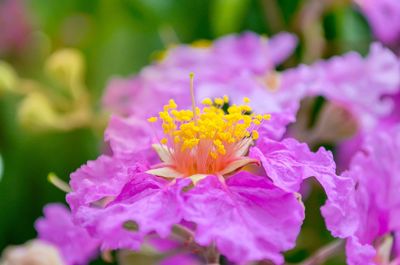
[147, 96, 270, 176]
[147, 117, 158, 123]
[263, 114, 271, 120]
[202, 98, 213, 105]
[252, 130, 259, 140]
[223, 95, 229, 103]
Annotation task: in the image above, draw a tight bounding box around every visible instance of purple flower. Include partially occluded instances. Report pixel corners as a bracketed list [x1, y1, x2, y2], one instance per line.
[354, 0, 400, 45]
[286, 43, 400, 171]
[102, 32, 299, 140]
[0, 0, 32, 55]
[35, 203, 99, 265]
[308, 43, 399, 130]
[325, 125, 400, 264]
[67, 95, 347, 264]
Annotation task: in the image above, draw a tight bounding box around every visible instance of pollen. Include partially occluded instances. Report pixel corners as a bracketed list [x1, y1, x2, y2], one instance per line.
[147, 117, 158, 123]
[148, 97, 270, 176]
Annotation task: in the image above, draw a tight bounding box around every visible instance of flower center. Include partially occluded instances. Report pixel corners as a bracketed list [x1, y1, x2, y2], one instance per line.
[146, 88, 270, 181]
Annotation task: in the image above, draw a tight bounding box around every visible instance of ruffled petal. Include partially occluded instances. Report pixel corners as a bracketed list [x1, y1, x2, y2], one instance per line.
[105, 115, 157, 161]
[183, 172, 304, 264]
[250, 137, 357, 237]
[67, 155, 146, 212]
[346, 236, 376, 265]
[74, 173, 189, 251]
[35, 204, 99, 265]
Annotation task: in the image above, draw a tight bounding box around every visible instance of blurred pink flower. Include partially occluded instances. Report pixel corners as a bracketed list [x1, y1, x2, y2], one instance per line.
[355, 0, 400, 45]
[285, 43, 400, 171]
[325, 126, 400, 265]
[0, 240, 65, 265]
[103, 32, 300, 140]
[35, 203, 99, 265]
[0, 0, 32, 55]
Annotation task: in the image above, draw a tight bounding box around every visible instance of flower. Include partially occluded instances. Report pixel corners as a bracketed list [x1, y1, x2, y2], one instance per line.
[354, 0, 400, 45]
[0, 240, 65, 265]
[286, 43, 400, 170]
[324, 125, 400, 265]
[35, 203, 99, 265]
[102, 32, 300, 140]
[0, 0, 32, 55]
[68, 91, 349, 264]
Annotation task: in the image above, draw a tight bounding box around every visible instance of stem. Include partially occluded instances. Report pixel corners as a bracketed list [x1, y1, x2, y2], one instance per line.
[260, 0, 285, 33]
[297, 240, 344, 265]
[172, 224, 195, 241]
[172, 225, 220, 264]
[205, 244, 220, 265]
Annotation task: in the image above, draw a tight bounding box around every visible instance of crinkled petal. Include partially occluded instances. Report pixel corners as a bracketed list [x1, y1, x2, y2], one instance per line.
[342, 126, 400, 240]
[309, 43, 400, 130]
[183, 173, 304, 264]
[250, 137, 357, 237]
[35, 204, 99, 265]
[67, 155, 147, 212]
[74, 173, 189, 251]
[105, 115, 157, 161]
[346, 236, 376, 265]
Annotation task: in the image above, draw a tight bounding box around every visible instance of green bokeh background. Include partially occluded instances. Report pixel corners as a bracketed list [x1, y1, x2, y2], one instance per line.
[0, 0, 374, 264]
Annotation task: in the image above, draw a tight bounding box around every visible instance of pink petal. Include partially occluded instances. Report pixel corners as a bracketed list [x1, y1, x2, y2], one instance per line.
[74, 173, 189, 251]
[346, 236, 376, 265]
[183, 173, 304, 264]
[250, 137, 357, 238]
[67, 155, 147, 212]
[35, 204, 99, 265]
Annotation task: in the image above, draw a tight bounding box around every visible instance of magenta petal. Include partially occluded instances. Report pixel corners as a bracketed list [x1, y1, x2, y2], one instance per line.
[250, 138, 357, 238]
[267, 32, 298, 65]
[67, 155, 146, 212]
[75, 173, 189, 251]
[102, 78, 140, 117]
[339, 126, 400, 262]
[355, 0, 400, 44]
[105, 115, 156, 160]
[183, 173, 304, 264]
[346, 236, 376, 265]
[35, 204, 99, 265]
[250, 138, 337, 192]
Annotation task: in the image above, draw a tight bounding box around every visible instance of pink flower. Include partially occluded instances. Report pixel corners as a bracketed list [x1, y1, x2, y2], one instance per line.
[0, 0, 32, 55]
[286, 43, 400, 171]
[0, 240, 65, 265]
[308, 43, 399, 130]
[102, 32, 299, 140]
[354, 0, 400, 45]
[67, 95, 347, 264]
[35, 204, 99, 265]
[325, 126, 400, 265]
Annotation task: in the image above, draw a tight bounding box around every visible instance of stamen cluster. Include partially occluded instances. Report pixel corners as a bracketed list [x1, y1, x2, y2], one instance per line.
[148, 97, 270, 175]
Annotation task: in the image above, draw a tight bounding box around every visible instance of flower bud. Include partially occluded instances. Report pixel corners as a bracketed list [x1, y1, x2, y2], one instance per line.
[0, 240, 65, 265]
[0, 61, 17, 93]
[45, 48, 85, 97]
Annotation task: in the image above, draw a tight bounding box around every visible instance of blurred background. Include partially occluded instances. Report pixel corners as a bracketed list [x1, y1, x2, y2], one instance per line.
[0, 0, 375, 264]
